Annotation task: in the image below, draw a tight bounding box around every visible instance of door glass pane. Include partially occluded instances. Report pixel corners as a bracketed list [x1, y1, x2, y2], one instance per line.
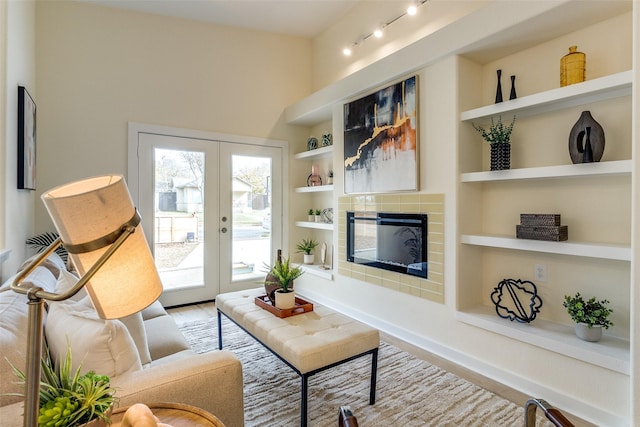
[231, 155, 271, 282]
[153, 148, 204, 290]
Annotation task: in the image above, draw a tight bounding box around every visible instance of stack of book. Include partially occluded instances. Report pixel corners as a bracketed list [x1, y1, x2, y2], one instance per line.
[516, 214, 568, 241]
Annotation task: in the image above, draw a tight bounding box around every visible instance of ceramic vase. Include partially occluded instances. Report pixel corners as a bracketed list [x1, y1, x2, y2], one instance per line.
[303, 254, 314, 265]
[275, 290, 296, 309]
[495, 69, 503, 103]
[509, 75, 517, 100]
[574, 323, 602, 342]
[568, 111, 605, 164]
[490, 143, 511, 171]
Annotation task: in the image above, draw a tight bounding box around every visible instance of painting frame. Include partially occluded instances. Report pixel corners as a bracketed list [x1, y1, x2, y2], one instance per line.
[343, 75, 418, 194]
[17, 85, 36, 190]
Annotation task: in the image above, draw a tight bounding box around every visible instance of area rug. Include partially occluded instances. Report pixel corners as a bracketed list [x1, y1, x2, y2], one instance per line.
[178, 317, 550, 427]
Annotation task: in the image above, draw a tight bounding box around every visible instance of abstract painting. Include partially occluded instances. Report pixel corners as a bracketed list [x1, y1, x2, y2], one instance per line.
[18, 86, 36, 190]
[343, 75, 418, 194]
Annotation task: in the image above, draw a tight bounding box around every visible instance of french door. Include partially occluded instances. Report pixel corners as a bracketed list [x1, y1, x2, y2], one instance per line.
[129, 125, 284, 307]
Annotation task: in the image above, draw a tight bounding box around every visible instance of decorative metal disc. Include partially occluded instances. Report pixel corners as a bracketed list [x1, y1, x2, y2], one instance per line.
[490, 278, 542, 323]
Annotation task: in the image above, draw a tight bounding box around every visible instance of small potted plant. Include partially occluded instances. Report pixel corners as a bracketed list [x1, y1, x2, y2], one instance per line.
[563, 292, 613, 342]
[263, 255, 304, 309]
[327, 169, 334, 185]
[308, 209, 315, 222]
[315, 209, 322, 223]
[11, 343, 116, 427]
[296, 238, 319, 264]
[472, 115, 516, 171]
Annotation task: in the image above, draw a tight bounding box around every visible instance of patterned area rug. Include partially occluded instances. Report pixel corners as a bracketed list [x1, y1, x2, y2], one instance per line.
[178, 317, 549, 427]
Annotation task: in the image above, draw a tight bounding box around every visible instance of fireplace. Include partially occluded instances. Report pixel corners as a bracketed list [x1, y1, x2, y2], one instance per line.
[346, 211, 428, 278]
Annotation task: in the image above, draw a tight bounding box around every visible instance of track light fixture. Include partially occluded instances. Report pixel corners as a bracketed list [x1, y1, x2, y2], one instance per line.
[342, 0, 429, 56]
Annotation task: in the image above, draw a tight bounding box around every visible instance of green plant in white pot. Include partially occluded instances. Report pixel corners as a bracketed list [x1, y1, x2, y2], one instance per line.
[263, 255, 304, 309]
[563, 292, 613, 342]
[296, 238, 319, 265]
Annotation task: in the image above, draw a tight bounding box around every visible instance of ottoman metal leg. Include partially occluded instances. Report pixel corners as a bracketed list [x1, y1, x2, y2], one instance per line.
[370, 347, 379, 405]
[301, 374, 309, 427]
[217, 310, 223, 350]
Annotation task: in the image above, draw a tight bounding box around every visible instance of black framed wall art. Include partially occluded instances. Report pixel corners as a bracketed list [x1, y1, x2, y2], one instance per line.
[343, 75, 418, 194]
[18, 85, 36, 190]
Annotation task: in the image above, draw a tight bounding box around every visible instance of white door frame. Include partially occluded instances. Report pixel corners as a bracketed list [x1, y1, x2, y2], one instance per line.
[127, 122, 289, 302]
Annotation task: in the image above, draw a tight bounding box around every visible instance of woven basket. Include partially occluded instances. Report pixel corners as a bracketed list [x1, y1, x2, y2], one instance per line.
[520, 214, 561, 226]
[516, 225, 568, 241]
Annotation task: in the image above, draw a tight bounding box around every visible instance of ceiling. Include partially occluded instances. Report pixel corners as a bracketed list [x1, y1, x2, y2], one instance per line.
[84, 0, 362, 37]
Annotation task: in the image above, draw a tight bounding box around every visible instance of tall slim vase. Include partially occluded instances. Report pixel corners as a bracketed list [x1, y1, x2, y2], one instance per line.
[495, 69, 503, 103]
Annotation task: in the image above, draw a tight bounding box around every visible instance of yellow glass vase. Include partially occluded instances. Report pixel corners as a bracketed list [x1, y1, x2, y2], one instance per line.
[560, 45, 585, 87]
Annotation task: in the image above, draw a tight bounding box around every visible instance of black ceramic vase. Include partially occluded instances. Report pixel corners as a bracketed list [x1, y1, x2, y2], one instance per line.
[568, 111, 605, 164]
[490, 143, 510, 171]
[495, 69, 503, 103]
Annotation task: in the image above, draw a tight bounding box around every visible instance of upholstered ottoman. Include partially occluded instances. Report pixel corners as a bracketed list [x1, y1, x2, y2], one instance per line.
[216, 288, 380, 427]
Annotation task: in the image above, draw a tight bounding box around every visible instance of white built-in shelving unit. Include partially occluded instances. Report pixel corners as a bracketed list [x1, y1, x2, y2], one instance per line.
[457, 53, 632, 371]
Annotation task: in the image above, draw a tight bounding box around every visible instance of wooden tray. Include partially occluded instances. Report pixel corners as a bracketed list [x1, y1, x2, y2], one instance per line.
[255, 294, 313, 318]
[111, 402, 224, 427]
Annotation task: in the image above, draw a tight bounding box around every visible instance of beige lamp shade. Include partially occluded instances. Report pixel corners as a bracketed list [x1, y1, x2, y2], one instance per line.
[42, 175, 162, 319]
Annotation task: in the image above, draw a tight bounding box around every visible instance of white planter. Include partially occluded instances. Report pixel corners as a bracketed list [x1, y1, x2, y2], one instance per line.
[275, 290, 296, 309]
[575, 322, 603, 342]
[303, 254, 315, 264]
[308, 215, 315, 222]
[315, 215, 322, 223]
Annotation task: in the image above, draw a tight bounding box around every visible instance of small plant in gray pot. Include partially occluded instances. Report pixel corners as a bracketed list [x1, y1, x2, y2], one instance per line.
[563, 292, 613, 342]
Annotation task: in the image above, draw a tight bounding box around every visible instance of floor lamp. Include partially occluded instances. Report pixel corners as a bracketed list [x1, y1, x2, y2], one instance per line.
[11, 175, 163, 427]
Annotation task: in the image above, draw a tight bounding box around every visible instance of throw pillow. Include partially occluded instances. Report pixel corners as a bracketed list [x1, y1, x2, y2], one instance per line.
[0, 291, 29, 406]
[119, 312, 152, 366]
[45, 297, 142, 378]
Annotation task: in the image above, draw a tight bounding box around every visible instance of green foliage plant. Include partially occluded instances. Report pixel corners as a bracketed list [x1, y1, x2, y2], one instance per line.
[315, 209, 321, 216]
[308, 209, 314, 215]
[10, 342, 116, 427]
[296, 238, 319, 255]
[263, 255, 304, 293]
[563, 292, 613, 329]
[472, 115, 516, 144]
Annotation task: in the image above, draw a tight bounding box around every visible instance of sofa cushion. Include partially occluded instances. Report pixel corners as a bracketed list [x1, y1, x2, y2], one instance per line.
[45, 297, 142, 378]
[144, 315, 190, 361]
[120, 312, 152, 366]
[18, 251, 67, 278]
[0, 291, 28, 407]
[54, 268, 86, 301]
[0, 265, 57, 294]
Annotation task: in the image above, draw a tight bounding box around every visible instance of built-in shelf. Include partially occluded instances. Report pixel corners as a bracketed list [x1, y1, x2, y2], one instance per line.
[456, 306, 629, 375]
[460, 71, 632, 122]
[295, 221, 334, 230]
[294, 145, 334, 160]
[300, 264, 334, 280]
[461, 234, 630, 261]
[461, 160, 632, 182]
[295, 185, 334, 193]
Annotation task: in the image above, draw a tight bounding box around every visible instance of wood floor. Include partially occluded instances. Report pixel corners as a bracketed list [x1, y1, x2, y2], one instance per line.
[167, 301, 594, 427]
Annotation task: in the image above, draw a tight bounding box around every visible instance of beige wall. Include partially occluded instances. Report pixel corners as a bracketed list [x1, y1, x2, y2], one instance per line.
[34, 0, 312, 233]
[2, 0, 37, 280]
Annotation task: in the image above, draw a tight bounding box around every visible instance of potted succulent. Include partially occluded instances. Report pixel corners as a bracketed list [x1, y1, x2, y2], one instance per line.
[327, 169, 334, 185]
[308, 209, 315, 222]
[263, 255, 304, 309]
[11, 343, 116, 427]
[472, 115, 516, 170]
[296, 238, 319, 265]
[315, 209, 322, 223]
[563, 292, 613, 342]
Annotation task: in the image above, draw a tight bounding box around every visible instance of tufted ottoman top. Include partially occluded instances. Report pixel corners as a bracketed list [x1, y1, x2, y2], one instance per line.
[216, 288, 380, 374]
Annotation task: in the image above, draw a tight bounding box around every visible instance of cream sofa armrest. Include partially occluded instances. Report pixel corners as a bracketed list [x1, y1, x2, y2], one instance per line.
[112, 350, 243, 427]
